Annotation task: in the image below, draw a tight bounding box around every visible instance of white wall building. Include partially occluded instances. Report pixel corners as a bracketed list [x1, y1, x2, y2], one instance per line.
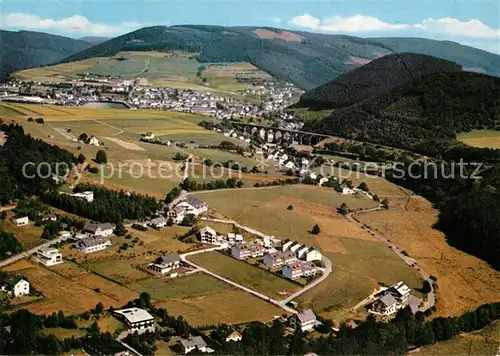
[13, 216, 29, 226]
[83, 223, 116, 237]
[231, 243, 265, 260]
[34, 247, 63, 266]
[289, 309, 317, 332]
[114, 308, 155, 334]
[148, 254, 181, 274]
[1, 277, 30, 297]
[71, 191, 94, 203]
[76, 236, 112, 253]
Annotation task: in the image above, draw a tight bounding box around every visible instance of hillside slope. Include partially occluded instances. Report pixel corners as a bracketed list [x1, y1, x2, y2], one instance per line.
[303, 71, 500, 155]
[296, 53, 463, 109]
[61, 25, 500, 90]
[0, 30, 93, 81]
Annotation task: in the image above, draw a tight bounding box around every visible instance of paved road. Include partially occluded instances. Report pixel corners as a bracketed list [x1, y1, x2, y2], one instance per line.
[0, 205, 16, 212]
[0, 235, 68, 268]
[180, 247, 298, 314]
[346, 207, 436, 312]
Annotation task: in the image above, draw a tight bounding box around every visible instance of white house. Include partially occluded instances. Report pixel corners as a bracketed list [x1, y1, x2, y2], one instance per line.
[1, 276, 30, 297]
[342, 187, 355, 195]
[282, 239, 294, 252]
[83, 222, 116, 237]
[114, 308, 155, 334]
[88, 136, 100, 146]
[148, 217, 167, 229]
[296, 246, 310, 260]
[179, 336, 211, 354]
[13, 216, 29, 227]
[166, 206, 186, 225]
[227, 233, 244, 244]
[263, 251, 297, 268]
[71, 191, 94, 203]
[143, 132, 155, 140]
[318, 177, 329, 186]
[289, 309, 317, 332]
[368, 294, 398, 316]
[148, 254, 181, 274]
[176, 196, 208, 216]
[76, 236, 112, 253]
[225, 330, 242, 342]
[198, 226, 221, 245]
[34, 247, 63, 266]
[231, 243, 265, 260]
[289, 242, 303, 255]
[302, 247, 323, 262]
[282, 261, 318, 280]
[390, 281, 412, 303]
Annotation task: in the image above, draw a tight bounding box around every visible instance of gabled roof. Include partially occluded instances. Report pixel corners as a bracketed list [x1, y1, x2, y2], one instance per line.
[296, 309, 316, 324]
[380, 294, 397, 307]
[1, 274, 28, 288]
[155, 254, 181, 265]
[180, 335, 207, 349]
[77, 236, 110, 248]
[84, 222, 116, 233]
[184, 196, 207, 209]
[114, 307, 154, 323]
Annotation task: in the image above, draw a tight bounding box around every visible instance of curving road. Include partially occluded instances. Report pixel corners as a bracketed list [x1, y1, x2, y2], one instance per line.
[196, 217, 333, 312]
[346, 207, 436, 312]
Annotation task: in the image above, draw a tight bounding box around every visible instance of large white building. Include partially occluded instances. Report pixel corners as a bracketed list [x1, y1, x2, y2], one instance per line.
[83, 223, 116, 237]
[76, 236, 112, 253]
[34, 247, 63, 266]
[114, 308, 155, 334]
[176, 196, 208, 216]
[282, 261, 318, 280]
[197, 226, 220, 245]
[71, 191, 94, 203]
[231, 242, 265, 260]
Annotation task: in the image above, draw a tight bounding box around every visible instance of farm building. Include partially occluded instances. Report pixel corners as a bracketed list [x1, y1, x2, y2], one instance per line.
[76, 236, 112, 253]
[83, 222, 116, 237]
[148, 216, 167, 228]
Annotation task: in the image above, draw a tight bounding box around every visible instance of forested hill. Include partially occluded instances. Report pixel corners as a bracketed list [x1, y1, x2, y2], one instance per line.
[60, 25, 500, 90]
[304, 71, 500, 156]
[296, 53, 463, 109]
[0, 30, 93, 81]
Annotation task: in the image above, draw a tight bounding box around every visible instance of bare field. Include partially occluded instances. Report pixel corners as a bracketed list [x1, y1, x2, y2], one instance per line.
[357, 196, 500, 317]
[155, 290, 285, 326]
[458, 130, 500, 149]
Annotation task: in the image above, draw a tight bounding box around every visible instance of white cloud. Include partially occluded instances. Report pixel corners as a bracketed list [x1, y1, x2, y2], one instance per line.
[267, 17, 282, 24]
[290, 13, 500, 39]
[290, 13, 408, 32]
[2, 13, 145, 36]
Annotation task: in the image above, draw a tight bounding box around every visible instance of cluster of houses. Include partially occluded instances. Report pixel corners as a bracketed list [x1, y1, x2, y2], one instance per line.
[367, 281, 414, 317]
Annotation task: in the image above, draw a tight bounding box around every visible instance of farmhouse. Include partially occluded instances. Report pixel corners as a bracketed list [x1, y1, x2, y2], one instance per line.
[263, 251, 297, 268]
[148, 216, 167, 228]
[179, 335, 211, 354]
[70, 191, 94, 203]
[114, 307, 155, 334]
[166, 206, 186, 225]
[76, 236, 112, 253]
[282, 261, 318, 280]
[225, 330, 243, 342]
[301, 247, 323, 262]
[34, 247, 63, 266]
[231, 242, 265, 260]
[13, 216, 29, 227]
[0, 276, 30, 297]
[368, 294, 398, 316]
[289, 309, 317, 332]
[83, 222, 116, 237]
[148, 254, 181, 274]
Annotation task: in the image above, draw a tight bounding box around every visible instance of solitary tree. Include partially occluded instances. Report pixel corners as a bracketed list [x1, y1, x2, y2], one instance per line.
[78, 133, 89, 143]
[338, 202, 349, 215]
[381, 198, 390, 209]
[311, 224, 321, 235]
[77, 153, 86, 164]
[95, 150, 107, 164]
[358, 182, 370, 192]
[287, 205, 294, 210]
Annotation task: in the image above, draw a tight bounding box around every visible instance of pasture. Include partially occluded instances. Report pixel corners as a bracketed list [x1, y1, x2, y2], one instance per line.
[2, 214, 45, 250]
[457, 130, 500, 148]
[189, 251, 300, 299]
[155, 290, 285, 327]
[129, 273, 232, 300]
[197, 185, 423, 320]
[357, 196, 500, 318]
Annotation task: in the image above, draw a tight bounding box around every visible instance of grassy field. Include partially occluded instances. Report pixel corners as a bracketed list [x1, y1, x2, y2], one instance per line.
[357, 196, 500, 318]
[156, 290, 285, 327]
[417, 320, 500, 356]
[457, 130, 500, 148]
[2, 214, 45, 250]
[86, 258, 150, 284]
[13, 52, 265, 93]
[197, 185, 423, 321]
[0, 104, 27, 116]
[130, 273, 232, 300]
[41, 327, 86, 339]
[189, 251, 300, 299]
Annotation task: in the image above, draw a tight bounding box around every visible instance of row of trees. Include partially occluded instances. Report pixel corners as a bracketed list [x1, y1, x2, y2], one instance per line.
[180, 178, 244, 192]
[41, 184, 162, 224]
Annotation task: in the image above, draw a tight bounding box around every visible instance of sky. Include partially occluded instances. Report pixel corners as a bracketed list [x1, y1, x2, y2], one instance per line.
[1, 0, 499, 54]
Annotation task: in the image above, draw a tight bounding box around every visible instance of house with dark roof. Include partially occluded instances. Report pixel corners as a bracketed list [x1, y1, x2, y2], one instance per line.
[289, 309, 317, 332]
[368, 294, 398, 316]
[76, 236, 112, 253]
[148, 254, 181, 274]
[179, 335, 212, 354]
[176, 196, 208, 216]
[83, 223, 116, 237]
